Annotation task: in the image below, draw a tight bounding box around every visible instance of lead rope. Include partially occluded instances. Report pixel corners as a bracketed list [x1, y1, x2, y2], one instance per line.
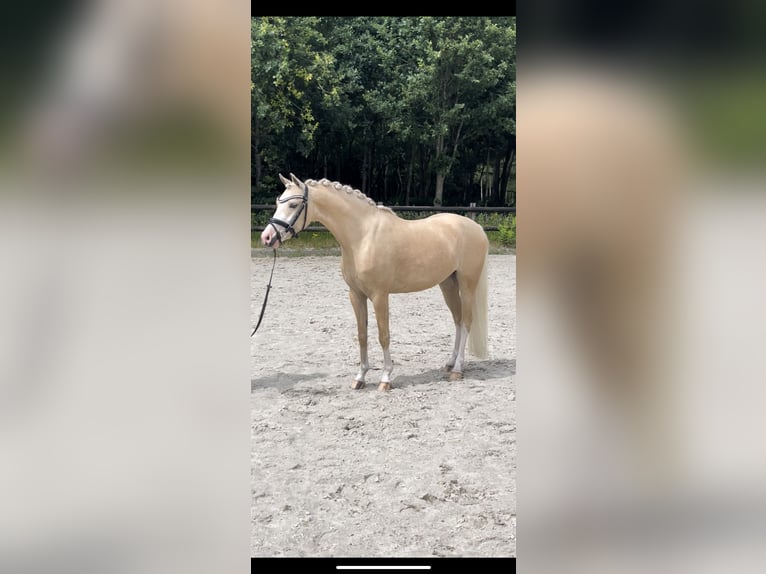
[251, 249, 277, 336]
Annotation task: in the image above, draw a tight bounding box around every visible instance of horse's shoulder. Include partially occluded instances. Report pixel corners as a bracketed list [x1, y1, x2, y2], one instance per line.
[340, 252, 364, 282]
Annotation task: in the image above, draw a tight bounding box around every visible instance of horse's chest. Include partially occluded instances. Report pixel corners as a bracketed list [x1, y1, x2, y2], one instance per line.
[340, 260, 362, 289]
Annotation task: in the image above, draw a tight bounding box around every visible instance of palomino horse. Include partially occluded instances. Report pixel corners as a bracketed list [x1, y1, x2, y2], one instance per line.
[260, 173, 489, 391]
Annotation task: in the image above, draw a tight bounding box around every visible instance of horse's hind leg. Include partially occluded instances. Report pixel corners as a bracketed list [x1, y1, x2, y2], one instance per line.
[349, 288, 369, 389]
[439, 273, 462, 373]
[451, 271, 479, 380]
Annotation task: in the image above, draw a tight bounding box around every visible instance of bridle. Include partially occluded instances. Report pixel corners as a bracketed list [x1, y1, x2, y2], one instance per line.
[265, 181, 309, 247]
[251, 180, 309, 337]
[265, 182, 309, 246]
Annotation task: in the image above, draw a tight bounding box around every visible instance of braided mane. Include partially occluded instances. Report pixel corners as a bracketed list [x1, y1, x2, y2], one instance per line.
[293, 178, 395, 215]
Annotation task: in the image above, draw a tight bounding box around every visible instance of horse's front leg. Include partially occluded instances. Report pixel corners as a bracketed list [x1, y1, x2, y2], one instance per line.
[371, 293, 393, 391]
[349, 289, 369, 389]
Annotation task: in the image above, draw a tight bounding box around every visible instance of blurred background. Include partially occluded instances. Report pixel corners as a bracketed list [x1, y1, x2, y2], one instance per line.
[519, 0, 766, 572]
[0, 1, 250, 573]
[5, 0, 766, 571]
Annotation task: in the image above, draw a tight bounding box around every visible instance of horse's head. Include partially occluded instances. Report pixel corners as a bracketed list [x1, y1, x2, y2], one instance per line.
[260, 173, 311, 248]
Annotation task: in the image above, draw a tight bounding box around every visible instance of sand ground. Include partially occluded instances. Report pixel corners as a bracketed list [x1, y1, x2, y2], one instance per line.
[251, 254, 516, 557]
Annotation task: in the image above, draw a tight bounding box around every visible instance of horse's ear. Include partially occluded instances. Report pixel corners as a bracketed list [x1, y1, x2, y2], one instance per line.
[289, 173, 304, 188]
[279, 173, 291, 187]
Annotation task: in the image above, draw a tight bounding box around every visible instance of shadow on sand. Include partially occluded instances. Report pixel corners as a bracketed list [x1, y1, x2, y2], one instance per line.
[392, 358, 516, 389]
[251, 372, 329, 392]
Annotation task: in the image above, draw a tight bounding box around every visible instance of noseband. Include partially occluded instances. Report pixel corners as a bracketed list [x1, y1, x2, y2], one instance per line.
[266, 182, 309, 246]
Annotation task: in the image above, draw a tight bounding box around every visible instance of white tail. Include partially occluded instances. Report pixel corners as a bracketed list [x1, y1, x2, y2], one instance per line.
[468, 252, 489, 359]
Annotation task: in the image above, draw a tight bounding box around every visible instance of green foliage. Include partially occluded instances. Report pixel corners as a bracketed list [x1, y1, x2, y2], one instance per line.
[475, 212, 516, 247]
[497, 215, 516, 247]
[252, 17, 515, 207]
[251, 16, 341, 187]
[682, 70, 766, 166]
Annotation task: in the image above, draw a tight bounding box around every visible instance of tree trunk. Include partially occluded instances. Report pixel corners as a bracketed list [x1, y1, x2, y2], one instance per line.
[434, 173, 445, 206]
[405, 142, 415, 205]
[499, 134, 515, 204]
[434, 133, 445, 205]
[253, 115, 262, 191]
[383, 159, 389, 202]
[369, 137, 376, 193]
[478, 162, 486, 204]
[492, 156, 500, 205]
[451, 119, 464, 160]
[419, 143, 429, 204]
[434, 119, 463, 206]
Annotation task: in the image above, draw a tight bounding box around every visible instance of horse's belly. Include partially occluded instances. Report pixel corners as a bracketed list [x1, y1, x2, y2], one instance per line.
[353, 221, 465, 294]
[388, 261, 455, 293]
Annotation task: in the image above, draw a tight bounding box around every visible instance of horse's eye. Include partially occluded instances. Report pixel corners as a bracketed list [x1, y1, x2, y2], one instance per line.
[289, 202, 299, 208]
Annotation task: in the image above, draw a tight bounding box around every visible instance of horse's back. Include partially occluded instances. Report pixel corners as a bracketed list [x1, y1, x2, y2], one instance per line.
[419, 213, 489, 258]
[412, 212, 487, 240]
[403, 212, 488, 277]
[350, 213, 487, 294]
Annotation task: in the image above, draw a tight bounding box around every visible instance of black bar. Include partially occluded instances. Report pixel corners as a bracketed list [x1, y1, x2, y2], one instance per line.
[251, 557, 515, 573]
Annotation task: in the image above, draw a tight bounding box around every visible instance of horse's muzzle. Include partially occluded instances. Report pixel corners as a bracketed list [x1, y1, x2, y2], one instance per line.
[261, 227, 280, 248]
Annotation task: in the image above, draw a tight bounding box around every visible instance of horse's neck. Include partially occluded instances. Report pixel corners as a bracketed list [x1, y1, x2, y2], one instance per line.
[311, 187, 380, 249]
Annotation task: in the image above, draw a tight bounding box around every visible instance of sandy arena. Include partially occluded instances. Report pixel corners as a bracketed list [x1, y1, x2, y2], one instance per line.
[251, 253, 516, 557]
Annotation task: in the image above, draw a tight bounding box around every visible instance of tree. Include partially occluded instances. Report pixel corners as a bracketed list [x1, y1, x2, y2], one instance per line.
[416, 17, 516, 205]
[251, 17, 516, 206]
[251, 17, 339, 196]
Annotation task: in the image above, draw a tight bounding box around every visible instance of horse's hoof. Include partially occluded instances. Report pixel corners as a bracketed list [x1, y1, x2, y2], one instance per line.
[449, 371, 463, 381]
[352, 380, 366, 390]
[442, 364, 454, 373]
[378, 382, 392, 392]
